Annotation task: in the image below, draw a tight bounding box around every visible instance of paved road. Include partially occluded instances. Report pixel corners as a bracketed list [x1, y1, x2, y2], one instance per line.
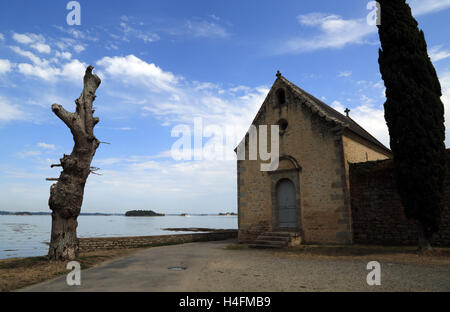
[22, 240, 450, 292]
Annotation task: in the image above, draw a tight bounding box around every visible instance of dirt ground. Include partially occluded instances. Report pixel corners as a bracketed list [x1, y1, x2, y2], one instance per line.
[262, 244, 450, 266]
[0, 248, 148, 292]
[18, 241, 450, 292]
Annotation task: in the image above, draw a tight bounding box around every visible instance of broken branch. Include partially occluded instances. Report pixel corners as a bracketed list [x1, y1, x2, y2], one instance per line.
[51, 104, 77, 130]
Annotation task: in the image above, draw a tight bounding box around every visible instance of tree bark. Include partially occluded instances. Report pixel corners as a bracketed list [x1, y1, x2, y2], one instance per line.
[47, 65, 101, 261]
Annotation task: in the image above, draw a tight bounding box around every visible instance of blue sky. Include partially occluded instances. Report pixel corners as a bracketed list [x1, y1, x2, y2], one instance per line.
[0, 0, 450, 213]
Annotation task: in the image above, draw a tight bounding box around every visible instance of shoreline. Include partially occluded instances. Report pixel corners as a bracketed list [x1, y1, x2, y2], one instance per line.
[1, 229, 238, 261]
[0, 212, 238, 217]
[78, 230, 237, 252]
[0, 230, 237, 292]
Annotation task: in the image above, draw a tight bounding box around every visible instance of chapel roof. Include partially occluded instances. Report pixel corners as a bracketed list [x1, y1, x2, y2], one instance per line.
[276, 74, 392, 155]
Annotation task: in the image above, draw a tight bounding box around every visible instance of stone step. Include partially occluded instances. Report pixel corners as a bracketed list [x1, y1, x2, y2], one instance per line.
[249, 240, 288, 248]
[254, 239, 287, 245]
[257, 235, 290, 242]
[249, 231, 302, 249]
[262, 231, 300, 238]
[249, 239, 288, 249]
[249, 243, 285, 249]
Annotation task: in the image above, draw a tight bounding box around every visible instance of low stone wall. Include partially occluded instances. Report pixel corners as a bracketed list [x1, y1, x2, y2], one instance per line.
[349, 159, 450, 246]
[79, 230, 237, 252]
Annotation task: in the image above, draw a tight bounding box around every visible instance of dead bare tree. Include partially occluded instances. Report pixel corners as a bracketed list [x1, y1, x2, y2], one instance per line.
[47, 65, 101, 260]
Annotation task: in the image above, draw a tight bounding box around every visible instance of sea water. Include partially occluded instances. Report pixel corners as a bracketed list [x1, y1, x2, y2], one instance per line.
[0, 215, 237, 259]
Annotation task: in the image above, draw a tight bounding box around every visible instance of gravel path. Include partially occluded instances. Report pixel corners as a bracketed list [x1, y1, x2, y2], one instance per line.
[22, 240, 450, 292]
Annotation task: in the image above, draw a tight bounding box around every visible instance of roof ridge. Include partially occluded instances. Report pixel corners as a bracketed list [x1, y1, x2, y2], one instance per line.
[278, 75, 391, 154]
[279, 76, 348, 127]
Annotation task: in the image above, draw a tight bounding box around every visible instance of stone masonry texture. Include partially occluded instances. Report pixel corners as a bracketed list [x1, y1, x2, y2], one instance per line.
[237, 76, 390, 244]
[79, 231, 237, 252]
[350, 156, 450, 246]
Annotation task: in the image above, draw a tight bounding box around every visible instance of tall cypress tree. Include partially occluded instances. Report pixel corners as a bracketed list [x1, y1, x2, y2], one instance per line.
[377, 0, 446, 250]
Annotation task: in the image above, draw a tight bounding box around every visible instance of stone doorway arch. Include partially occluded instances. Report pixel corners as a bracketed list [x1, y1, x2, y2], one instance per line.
[269, 155, 302, 232]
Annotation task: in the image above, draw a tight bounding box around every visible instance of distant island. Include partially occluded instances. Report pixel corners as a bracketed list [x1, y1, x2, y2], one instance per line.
[0, 211, 33, 216]
[0, 210, 237, 217]
[0, 211, 116, 216]
[125, 210, 165, 217]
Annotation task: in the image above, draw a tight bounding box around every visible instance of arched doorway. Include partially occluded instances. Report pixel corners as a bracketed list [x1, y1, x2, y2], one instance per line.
[276, 179, 298, 228]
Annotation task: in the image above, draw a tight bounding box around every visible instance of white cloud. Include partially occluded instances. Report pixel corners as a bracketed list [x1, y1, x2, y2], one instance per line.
[0, 33, 4, 41]
[209, 14, 221, 21]
[60, 59, 87, 81]
[16, 150, 42, 159]
[12, 33, 34, 44]
[73, 44, 85, 53]
[54, 39, 87, 54]
[332, 97, 389, 147]
[0, 59, 12, 74]
[11, 45, 86, 82]
[87, 148, 239, 212]
[17, 63, 59, 81]
[31, 43, 51, 54]
[105, 43, 119, 50]
[55, 51, 72, 60]
[338, 71, 450, 147]
[129, 160, 161, 171]
[332, 74, 450, 149]
[96, 54, 269, 164]
[409, 0, 450, 15]
[185, 20, 230, 38]
[281, 13, 375, 53]
[353, 106, 389, 146]
[119, 21, 160, 43]
[12, 33, 45, 45]
[83, 158, 237, 213]
[53, 26, 98, 42]
[331, 100, 345, 112]
[0, 97, 24, 122]
[55, 40, 69, 51]
[373, 81, 384, 89]
[338, 71, 352, 77]
[10, 46, 47, 66]
[97, 55, 178, 92]
[136, 32, 160, 43]
[281, 1, 450, 54]
[37, 142, 56, 150]
[429, 45, 450, 62]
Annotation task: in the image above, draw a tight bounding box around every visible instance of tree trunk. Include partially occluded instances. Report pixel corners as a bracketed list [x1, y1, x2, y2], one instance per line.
[48, 212, 79, 260]
[47, 66, 101, 261]
[417, 221, 433, 252]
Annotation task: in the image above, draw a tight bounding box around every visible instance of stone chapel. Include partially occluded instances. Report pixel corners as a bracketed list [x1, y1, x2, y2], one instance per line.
[237, 72, 392, 246]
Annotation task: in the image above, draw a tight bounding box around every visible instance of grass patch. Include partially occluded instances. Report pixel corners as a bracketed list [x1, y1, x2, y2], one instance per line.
[0, 256, 48, 270]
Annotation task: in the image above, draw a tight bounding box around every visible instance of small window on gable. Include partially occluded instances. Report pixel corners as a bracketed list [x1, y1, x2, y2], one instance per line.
[276, 88, 286, 106]
[277, 119, 289, 133]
